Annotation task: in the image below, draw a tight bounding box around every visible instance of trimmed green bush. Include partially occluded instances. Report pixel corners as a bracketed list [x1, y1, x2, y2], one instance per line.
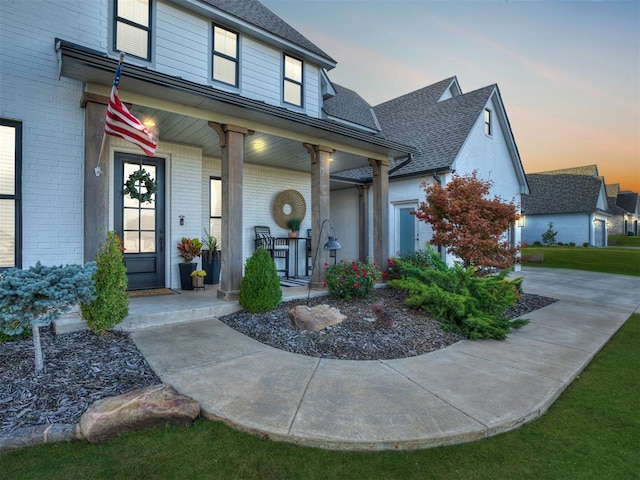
[325, 259, 381, 299]
[81, 231, 129, 334]
[388, 250, 527, 339]
[239, 248, 282, 313]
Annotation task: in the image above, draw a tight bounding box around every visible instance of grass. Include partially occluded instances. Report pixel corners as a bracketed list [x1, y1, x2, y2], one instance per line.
[2, 314, 638, 479]
[522, 246, 640, 276]
[608, 234, 640, 247]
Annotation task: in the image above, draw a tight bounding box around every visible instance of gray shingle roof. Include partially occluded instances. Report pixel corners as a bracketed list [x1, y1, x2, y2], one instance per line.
[617, 191, 640, 214]
[606, 183, 620, 198]
[322, 84, 380, 131]
[608, 197, 627, 215]
[202, 0, 335, 62]
[522, 174, 605, 214]
[536, 165, 599, 177]
[332, 78, 498, 180]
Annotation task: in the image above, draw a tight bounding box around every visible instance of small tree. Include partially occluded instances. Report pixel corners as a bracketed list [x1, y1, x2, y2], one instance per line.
[239, 248, 282, 313]
[81, 231, 129, 334]
[0, 262, 96, 371]
[413, 171, 519, 271]
[541, 222, 558, 246]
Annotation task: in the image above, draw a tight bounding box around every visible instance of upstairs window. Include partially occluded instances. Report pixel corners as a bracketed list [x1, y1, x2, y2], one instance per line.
[484, 108, 492, 136]
[283, 55, 303, 107]
[0, 119, 21, 270]
[213, 25, 238, 86]
[114, 0, 152, 61]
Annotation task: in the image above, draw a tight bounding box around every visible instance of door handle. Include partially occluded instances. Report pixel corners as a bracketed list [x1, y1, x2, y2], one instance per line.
[159, 230, 164, 252]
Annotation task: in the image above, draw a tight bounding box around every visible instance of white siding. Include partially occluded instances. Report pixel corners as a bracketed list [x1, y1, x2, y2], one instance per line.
[241, 37, 281, 105]
[155, 2, 210, 83]
[0, 1, 108, 267]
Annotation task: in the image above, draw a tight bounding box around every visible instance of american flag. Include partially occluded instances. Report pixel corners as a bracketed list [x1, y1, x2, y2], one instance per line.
[105, 62, 157, 156]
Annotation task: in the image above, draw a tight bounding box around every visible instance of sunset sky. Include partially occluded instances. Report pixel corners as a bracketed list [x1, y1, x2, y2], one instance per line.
[263, 0, 640, 193]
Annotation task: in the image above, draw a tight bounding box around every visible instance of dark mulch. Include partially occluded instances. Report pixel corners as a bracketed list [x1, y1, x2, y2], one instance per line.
[0, 288, 556, 436]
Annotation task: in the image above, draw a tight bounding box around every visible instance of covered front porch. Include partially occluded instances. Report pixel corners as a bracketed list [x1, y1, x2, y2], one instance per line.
[58, 41, 416, 302]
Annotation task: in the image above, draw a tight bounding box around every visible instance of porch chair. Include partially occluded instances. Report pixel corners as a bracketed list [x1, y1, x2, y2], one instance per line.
[306, 228, 336, 276]
[254, 226, 289, 278]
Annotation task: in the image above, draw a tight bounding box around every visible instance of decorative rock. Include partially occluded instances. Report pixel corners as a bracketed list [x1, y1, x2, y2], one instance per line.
[0, 424, 80, 451]
[79, 384, 200, 443]
[289, 304, 347, 332]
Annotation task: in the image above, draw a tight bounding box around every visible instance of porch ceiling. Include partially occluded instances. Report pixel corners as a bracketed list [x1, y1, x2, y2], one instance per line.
[129, 105, 374, 180]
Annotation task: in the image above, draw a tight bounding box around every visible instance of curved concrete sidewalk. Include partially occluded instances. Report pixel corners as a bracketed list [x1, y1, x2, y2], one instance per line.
[131, 268, 640, 450]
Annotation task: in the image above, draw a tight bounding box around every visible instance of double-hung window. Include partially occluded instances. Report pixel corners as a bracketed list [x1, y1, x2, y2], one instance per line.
[283, 54, 303, 107]
[213, 25, 239, 86]
[114, 0, 152, 61]
[484, 108, 492, 136]
[0, 119, 21, 270]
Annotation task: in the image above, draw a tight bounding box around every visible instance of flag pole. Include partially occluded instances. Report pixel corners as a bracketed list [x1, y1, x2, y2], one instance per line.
[95, 53, 126, 176]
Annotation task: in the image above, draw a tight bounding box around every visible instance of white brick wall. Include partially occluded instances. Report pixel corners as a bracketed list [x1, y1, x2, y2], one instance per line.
[522, 213, 609, 247]
[1, 0, 107, 267]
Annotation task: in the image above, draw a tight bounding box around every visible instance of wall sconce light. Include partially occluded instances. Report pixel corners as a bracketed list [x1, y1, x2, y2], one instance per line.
[179, 215, 185, 226]
[517, 214, 526, 227]
[307, 219, 341, 305]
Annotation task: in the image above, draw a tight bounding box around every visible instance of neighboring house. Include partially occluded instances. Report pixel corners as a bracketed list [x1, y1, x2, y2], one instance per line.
[521, 168, 610, 246]
[606, 184, 629, 235]
[0, 0, 526, 298]
[615, 190, 640, 235]
[327, 77, 529, 267]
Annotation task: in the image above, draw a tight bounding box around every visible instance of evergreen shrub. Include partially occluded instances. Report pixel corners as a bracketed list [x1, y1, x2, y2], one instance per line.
[388, 248, 527, 340]
[239, 248, 282, 313]
[81, 231, 129, 334]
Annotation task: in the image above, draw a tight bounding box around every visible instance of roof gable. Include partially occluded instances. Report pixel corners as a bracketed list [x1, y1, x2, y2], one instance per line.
[617, 191, 640, 214]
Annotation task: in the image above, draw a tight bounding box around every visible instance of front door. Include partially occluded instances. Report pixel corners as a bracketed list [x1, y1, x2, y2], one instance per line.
[396, 203, 419, 256]
[115, 153, 165, 290]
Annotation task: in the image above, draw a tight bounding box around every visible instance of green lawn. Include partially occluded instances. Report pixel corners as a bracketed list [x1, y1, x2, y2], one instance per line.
[522, 246, 640, 276]
[2, 315, 638, 479]
[608, 234, 640, 247]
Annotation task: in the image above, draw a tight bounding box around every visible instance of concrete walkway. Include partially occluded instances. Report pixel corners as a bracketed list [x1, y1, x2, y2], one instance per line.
[130, 268, 640, 450]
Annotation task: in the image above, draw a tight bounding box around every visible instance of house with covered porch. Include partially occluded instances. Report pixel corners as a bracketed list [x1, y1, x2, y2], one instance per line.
[1, 0, 527, 302]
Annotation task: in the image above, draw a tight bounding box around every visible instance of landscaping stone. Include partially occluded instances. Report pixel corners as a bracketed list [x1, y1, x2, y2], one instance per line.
[79, 383, 200, 443]
[0, 424, 80, 451]
[289, 304, 347, 331]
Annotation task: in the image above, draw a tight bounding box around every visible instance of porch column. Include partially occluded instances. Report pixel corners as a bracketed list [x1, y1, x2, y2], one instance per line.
[368, 158, 390, 270]
[210, 122, 250, 300]
[304, 143, 334, 288]
[83, 98, 110, 262]
[356, 184, 370, 262]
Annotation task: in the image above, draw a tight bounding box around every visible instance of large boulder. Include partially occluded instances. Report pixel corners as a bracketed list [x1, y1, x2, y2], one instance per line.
[80, 384, 199, 443]
[289, 304, 347, 332]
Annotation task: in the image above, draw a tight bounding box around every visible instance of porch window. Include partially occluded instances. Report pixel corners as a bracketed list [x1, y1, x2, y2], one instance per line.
[114, 0, 152, 61]
[484, 108, 492, 136]
[0, 119, 21, 270]
[213, 25, 238, 86]
[283, 54, 303, 107]
[210, 177, 222, 245]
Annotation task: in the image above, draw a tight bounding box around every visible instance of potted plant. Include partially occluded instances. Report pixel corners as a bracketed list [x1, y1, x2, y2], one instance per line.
[201, 230, 221, 285]
[177, 237, 203, 290]
[190, 269, 206, 289]
[288, 217, 302, 238]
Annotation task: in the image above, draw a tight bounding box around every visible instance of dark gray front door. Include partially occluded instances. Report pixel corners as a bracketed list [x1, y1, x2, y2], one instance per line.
[115, 153, 165, 290]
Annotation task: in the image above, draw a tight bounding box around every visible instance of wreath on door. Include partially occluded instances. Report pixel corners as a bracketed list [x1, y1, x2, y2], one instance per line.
[123, 168, 157, 203]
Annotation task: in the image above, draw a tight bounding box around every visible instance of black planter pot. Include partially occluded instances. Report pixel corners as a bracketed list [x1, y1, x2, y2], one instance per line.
[179, 262, 197, 290]
[202, 250, 221, 285]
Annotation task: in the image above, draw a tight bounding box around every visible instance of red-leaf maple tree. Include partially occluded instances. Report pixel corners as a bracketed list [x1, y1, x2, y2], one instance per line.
[414, 172, 520, 270]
